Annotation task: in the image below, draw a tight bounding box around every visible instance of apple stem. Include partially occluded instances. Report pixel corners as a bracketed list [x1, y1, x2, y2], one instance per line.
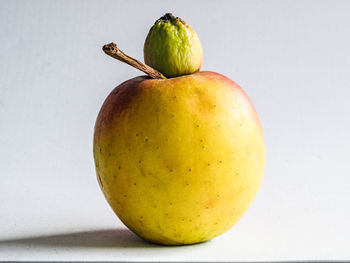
[102, 43, 166, 79]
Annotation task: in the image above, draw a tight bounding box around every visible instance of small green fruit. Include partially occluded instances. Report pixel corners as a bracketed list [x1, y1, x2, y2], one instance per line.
[144, 13, 203, 78]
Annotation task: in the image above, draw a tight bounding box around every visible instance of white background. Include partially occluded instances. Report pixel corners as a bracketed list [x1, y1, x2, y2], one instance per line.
[1, 0, 350, 261]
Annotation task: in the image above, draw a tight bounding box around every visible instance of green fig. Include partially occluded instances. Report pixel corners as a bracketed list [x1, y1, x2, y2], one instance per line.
[144, 13, 203, 78]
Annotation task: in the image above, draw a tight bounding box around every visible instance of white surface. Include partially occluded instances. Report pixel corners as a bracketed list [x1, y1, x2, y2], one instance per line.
[1, 0, 350, 261]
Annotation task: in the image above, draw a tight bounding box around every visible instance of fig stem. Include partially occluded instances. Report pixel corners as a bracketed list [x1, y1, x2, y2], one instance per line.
[102, 43, 166, 79]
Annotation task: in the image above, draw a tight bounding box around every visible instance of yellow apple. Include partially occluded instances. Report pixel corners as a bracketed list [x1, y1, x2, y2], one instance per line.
[93, 71, 265, 245]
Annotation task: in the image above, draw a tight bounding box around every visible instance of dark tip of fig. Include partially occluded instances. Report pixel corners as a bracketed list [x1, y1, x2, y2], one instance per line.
[155, 13, 176, 24]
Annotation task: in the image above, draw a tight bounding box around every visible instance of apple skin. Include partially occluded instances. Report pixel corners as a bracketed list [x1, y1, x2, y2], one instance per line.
[93, 71, 265, 245]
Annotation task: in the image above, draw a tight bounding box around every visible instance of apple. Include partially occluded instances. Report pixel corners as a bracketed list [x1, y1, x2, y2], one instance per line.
[94, 14, 265, 245]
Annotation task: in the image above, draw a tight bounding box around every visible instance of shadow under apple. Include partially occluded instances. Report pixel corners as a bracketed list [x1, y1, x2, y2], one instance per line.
[0, 228, 155, 249]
